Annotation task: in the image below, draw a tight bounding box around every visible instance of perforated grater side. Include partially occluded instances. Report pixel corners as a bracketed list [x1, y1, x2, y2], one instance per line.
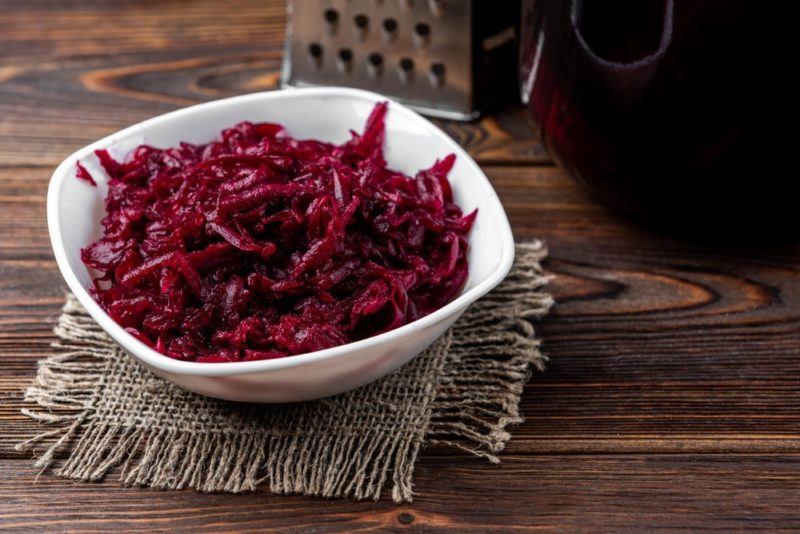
[281, 0, 520, 121]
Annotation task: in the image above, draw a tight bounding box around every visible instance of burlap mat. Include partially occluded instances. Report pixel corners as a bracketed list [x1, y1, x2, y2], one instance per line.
[17, 241, 552, 502]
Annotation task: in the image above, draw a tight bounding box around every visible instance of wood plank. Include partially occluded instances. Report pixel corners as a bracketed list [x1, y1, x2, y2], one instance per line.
[1, 455, 800, 531]
[2, 0, 800, 529]
[0, 0, 547, 168]
[3, 0, 800, 528]
[2, 165, 798, 457]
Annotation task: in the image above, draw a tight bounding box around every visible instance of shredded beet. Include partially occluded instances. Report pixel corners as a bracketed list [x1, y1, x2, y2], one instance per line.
[81, 102, 475, 362]
[75, 161, 97, 187]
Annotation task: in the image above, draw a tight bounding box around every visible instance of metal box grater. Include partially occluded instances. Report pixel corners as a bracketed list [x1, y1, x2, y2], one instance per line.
[281, 0, 520, 121]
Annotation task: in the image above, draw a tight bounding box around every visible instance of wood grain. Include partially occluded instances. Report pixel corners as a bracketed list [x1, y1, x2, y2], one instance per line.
[2, 0, 800, 530]
[2, 456, 800, 531]
[0, 1, 547, 167]
[1, 166, 798, 457]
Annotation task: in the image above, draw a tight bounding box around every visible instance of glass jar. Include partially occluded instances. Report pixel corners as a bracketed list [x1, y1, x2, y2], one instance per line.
[520, 0, 800, 231]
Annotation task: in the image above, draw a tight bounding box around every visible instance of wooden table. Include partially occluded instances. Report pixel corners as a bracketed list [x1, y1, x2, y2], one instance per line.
[2, 1, 799, 530]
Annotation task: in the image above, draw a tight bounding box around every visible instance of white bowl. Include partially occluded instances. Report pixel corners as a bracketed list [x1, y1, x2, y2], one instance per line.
[47, 87, 515, 402]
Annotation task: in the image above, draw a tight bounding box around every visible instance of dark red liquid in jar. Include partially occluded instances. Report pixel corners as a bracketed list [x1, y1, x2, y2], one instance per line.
[520, 0, 800, 230]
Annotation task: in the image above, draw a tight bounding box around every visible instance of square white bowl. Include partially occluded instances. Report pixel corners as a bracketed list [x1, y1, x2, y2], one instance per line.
[48, 87, 515, 402]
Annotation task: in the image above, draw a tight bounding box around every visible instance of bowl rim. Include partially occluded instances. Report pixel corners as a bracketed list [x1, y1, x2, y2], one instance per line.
[47, 87, 515, 377]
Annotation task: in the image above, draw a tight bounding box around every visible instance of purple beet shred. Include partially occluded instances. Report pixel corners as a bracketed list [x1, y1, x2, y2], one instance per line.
[75, 161, 97, 186]
[81, 102, 476, 363]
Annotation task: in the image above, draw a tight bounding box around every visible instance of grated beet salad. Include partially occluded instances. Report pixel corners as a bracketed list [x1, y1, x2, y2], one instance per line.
[80, 102, 476, 363]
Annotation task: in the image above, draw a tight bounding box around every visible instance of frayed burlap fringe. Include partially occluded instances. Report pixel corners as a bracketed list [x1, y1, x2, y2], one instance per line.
[17, 241, 552, 502]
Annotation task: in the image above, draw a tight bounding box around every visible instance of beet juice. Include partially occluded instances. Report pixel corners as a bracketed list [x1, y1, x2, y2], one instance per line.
[520, 0, 800, 230]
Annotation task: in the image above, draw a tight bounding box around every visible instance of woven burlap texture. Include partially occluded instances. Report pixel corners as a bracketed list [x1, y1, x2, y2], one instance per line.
[17, 241, 552, 502]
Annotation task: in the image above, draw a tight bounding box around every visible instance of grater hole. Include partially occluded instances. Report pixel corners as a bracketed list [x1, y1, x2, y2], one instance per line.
[339, 48, 354, 63]
[308, 43, 323, 59]
[324, 8, 339, 35]
[383, 17, 398, 34]
[413, 22, 431, 47]
[338, 48, 354, 72]
[367, 53, 384, 77]
[398, 57, 415, 81]
[324, 8, 339, 24]
[368, 52, 384, 67]
[429, 62, 446, 86]
[354, 14, 369, 29]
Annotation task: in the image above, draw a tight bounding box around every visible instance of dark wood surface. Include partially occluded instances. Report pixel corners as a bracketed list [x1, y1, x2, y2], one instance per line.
[1, 1, 799, 530]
